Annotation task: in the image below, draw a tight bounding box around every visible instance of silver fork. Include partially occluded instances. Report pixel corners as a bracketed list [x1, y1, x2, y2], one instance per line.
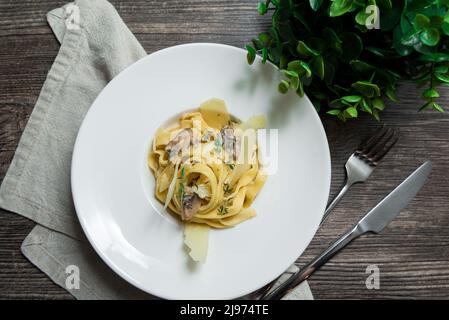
[321, 125, 399, 223]
[251, 125, 399, 300]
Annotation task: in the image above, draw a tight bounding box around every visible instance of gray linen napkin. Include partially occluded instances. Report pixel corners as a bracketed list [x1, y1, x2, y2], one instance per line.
[0, 0, 313, 300]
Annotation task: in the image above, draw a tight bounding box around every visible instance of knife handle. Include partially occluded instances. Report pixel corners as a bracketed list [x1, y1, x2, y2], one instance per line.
[262, 224, 365, 300]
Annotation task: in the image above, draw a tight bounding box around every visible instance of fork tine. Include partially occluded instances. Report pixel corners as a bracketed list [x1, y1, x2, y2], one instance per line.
[371, 130, 399, 164]
[357, 125, 388, 155]
[365, 127, 394, 159]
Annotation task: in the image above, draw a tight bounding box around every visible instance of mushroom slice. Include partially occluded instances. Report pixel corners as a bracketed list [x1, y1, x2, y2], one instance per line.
[165, 128, 192, 161]
[181, 186, 201, 220]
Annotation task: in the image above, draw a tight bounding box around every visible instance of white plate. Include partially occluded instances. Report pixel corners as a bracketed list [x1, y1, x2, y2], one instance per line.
[71, 43, 331, 300]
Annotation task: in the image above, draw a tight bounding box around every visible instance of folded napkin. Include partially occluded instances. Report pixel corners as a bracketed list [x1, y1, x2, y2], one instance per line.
[0, 0, 313, 300]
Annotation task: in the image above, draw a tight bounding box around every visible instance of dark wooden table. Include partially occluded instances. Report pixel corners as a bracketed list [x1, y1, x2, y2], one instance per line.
[1, 0, 448, 300]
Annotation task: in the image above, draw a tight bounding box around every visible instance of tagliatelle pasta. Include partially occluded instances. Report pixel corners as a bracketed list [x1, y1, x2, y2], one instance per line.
[148, 98, 267, 262]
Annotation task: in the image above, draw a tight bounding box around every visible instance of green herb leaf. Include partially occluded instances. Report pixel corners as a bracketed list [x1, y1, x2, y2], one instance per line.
[245, 45, 256, 65]
[350, 60, 376, 73]
[422, 88, 440, 98]
[342, 95, 362, 103]
[297, 41, 320, 57]
[420, 28, 441, 46]
[329, 0, 352, 17]
[345, 107, 358, 118]
[361, 99, 373, 114]
[278, 80, 290, 93]
[261, 47, 268, 63]
[372, 98, 386, 110]
[310, 55, 325, 79]
[432, 102, 445, 112]
[435, 73, 449, 83]
[414, 14, 431, 31]
[351, 81, 381, 97]
[258, 2, 268, 15]
[327, 109, 341, 115]
[309, 0, 324, 11]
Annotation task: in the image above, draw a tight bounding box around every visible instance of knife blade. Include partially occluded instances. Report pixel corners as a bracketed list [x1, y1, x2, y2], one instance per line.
[358, 161, 432, 233]
[262, 161, 432, 300]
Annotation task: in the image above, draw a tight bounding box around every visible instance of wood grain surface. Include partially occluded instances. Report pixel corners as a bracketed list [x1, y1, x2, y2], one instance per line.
[1, 0, 448, 300]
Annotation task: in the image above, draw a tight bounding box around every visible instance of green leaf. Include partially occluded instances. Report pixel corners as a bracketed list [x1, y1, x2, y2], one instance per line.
[372, 109, 381, 121]
[380, 0, 404, 31]
[435, 73, 449, 83]
[413, 13, 430, 31]
[323, 28, 343, 54]
[296, 81, 305, 97]
[355, 9, 369, 26]
[372, 98, 386, 110]
[292, 9, 312, 32]
[361, 99, 373, 114]
[350, 60, 376, 73]
[401, 28, 421, 46]
[245, 45, 256, 65]
[434, 65, 449, 74]
[342, 95, 362, 103]
[394, 26, 413, 56]
[420, 28, 441, 46]
[258, 32, 270, 45]
[351, 81, 381, 97]
[261, 47, 268, 63]
[290, 76, 300, 90]
[327, 109, 341, 115]
[287, 60, 312, 77]
[297, 41, 320, 57]
[258, 2, 268, 15]
[309, 0, 324, 11]
[386, 86, 400, 102]
[278, 80, 290, 94]
[282, 69, 299, 78]
[310, 55, 325, 79]
[287, 60, 301, 72]
[365, 47, 390, 58]
[419, 52, 449, 62]
[345, 107, 358, 118]
[329, 0, 352, 17]
[301, 61, 313, 78]
[431, 102, 445, 112]
[422, 88, 440, 98]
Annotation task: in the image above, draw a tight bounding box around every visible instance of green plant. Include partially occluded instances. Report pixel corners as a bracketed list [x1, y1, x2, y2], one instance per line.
[246, 0, 449, 121]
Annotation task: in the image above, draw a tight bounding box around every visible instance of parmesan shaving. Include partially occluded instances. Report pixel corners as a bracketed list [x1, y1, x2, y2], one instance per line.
[199, 99, 231, 129]
[184, 223, 209, 263]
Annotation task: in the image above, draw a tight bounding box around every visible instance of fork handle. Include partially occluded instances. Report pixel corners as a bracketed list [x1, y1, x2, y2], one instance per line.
[321, 180, 353, 224]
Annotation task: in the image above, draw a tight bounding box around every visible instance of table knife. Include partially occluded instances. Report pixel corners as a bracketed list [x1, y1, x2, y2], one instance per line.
[262, 161, 432, 300]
